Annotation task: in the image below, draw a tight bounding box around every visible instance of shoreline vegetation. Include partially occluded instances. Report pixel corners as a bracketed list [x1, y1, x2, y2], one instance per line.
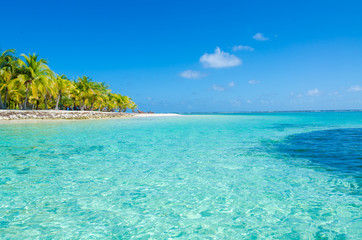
[0, 49, 141, 113]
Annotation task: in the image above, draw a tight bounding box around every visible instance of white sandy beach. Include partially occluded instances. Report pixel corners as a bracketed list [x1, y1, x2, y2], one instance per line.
[135, 113, 181, 117]
[0, 110, 181, 123]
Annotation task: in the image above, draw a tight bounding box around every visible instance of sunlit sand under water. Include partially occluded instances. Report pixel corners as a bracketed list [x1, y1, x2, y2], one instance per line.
[0, 112, 361, 239]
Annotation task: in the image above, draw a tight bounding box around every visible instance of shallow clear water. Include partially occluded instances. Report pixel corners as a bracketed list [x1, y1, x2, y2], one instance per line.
[0, 112, 361, 239]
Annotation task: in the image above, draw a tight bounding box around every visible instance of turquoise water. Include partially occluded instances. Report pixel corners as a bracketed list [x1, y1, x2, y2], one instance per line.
[0, 112, 361, 239]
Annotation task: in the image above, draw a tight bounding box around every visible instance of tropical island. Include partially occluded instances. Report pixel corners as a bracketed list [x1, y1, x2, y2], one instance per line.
[0, 48, 143, 120]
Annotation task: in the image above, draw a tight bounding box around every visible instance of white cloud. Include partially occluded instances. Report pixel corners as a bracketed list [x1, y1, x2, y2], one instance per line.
[212, 84, 225, 92]
[348, 85, 362, 92]
[230, 99, 241, 106]
[247, 100, 252, 104]
[200, 47, 242, 68]
[248, 80, 260, 84]
[180, 70, 205, 79]
[232, 45, 254, 51]
[253, 33, 269, 41]
[328, 91, 339, 96]
[211, 82, 235, 92]
[307, 88, 321, 96]
[259, 100, 273, 104]
[290, 92, 303, 98]
[146, 97, 152, 100]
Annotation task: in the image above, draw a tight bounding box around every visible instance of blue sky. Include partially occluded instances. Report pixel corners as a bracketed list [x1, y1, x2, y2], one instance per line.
[2, 0, 362, 112]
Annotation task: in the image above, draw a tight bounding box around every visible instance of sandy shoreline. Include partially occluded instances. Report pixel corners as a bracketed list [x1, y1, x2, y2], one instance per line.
[135, 113, 181, 118]
[0, 110, 181, 123]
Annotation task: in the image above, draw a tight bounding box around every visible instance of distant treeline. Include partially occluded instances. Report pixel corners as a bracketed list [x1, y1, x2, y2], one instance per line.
[0, 49, 137, 112]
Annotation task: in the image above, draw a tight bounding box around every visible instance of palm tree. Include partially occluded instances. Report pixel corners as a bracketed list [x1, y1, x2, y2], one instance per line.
[17, 53, 54, 109]
[102, 93, 115, 112]
[116, 95, 136, 112]
[76, 76, 93, 110]
[33, 75, 56, 109]
[88, 81, 100, 111]
[0, 49, 17, 109]
[54, 74, 72, 110]
[0, 62, 20, 109]
[0, 49, 15, 67]
[23, 68, 56, 110]
[69, 79, 79, 110]
[113, 94, 123, 112]
[96, 82, 110, 111]
[0, 48, 138, 111]
[129, 100, 138, 113]
[7, 88, 24, 109]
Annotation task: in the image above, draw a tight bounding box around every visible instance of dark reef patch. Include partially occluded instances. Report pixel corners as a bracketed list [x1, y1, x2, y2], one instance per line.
[278, 128, 362, 179]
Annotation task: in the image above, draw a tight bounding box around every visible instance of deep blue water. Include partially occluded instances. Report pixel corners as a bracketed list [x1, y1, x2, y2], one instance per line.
[278, 128, 362, 187]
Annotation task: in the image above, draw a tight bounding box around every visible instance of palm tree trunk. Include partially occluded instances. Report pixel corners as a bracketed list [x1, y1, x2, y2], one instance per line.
[4, 88, 8, 109]
[44, 95, 48, 110]
[0, 92, 4, 109]
[24, 85, 29, 110]
[81, 98, 86, 111]
[90, 100, 95, 111]
[55, 92, 61, 110]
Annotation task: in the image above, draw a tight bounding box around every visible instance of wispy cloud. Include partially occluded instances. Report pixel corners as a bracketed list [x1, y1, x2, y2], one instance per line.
[211, 81, 236, 92]
[307, 88, 321, 96]
[228, 81, 236, 87]
[290, 92, 303, 98]
[328, 91, 339, 96]
[253, 33, 269, 41]
[180, 70, 205, 79]
[212, 84, 225, 92]
[259, 99, 273, 104]
[248, 80, 260, 84]
[348, 85, 362, 92]
[200, 47, 242, 68]
[230, 99, 241, 106]
[232, 45, 254, 51]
